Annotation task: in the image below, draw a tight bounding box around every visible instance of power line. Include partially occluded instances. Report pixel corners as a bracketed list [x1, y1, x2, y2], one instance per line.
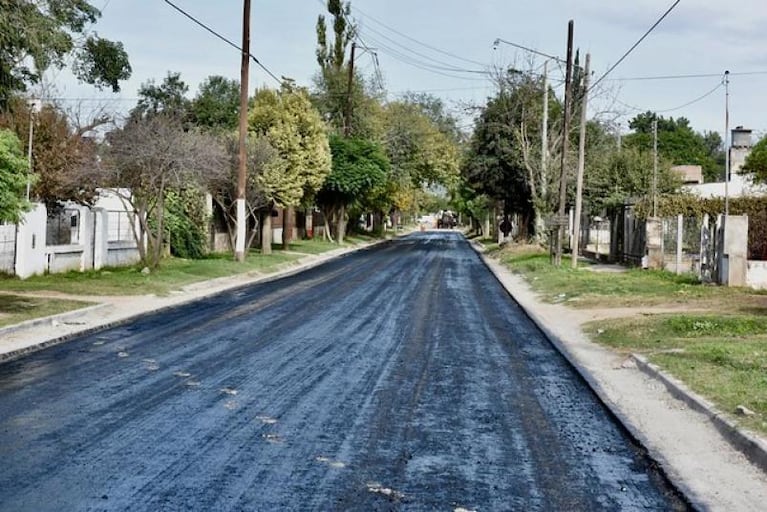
[610, 70, 767, 81]
[162, 0, 282, 85]
[361, 32, 491, 80]
[590, 0, 682, 91]
[492, 38, 564, 63]
[360, 23, 488, 75]
[351, 4, 487, 67]
[613, 80, 723, 114]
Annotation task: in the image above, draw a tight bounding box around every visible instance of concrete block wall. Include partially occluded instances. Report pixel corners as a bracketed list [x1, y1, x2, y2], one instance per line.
[15, 204, 47, 279]
[11, 202, 141, 279]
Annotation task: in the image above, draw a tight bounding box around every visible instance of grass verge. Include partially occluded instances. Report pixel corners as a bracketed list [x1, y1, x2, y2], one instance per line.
[493, 243, 767, 435]
[272, 238, 356, 255]
[588, 314, 767, 433]
[0, 294, 94, 328]
[499, 248, 758, 309]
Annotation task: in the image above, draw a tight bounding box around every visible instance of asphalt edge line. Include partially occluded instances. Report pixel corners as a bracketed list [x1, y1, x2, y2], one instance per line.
[467, 239, 699, 510]
[0, 238, 394, 364]
[631, 353, 767, 474]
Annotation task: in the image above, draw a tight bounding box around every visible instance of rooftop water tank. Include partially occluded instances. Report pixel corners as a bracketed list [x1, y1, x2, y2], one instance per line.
[732, 126, 753, 148]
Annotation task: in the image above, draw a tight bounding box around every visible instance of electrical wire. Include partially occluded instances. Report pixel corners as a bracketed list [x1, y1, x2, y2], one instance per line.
[590, 0, 682, 91]
[314, 0, 490, 82]
[351, 4, 487, 67]
[360, 23, 488, 75]
[492, 38, 564, 63]
[161, 0, 282, 85]
[613, 80, 723, 114]
[359, 32, 491, 81]
[360, 31, 491, 80]
[609, 70, 767, 81]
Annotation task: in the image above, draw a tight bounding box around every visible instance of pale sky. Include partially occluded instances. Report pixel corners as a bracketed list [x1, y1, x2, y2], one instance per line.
[48, 0, 767, 138]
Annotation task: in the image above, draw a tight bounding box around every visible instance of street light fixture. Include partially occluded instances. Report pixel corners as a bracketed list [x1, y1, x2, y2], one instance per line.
[25, 98, 42, 201]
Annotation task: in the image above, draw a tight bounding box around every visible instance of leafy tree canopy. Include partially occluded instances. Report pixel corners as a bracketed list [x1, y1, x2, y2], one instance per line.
[624, 111, 723, 182]
[319, 135, 388, 206]
[381, 100, 460, 189]
[742, 135, 767, 183]
[0, 0, 131, 108]
[0, 128, 31, 222]
[249, 85, 331, 208]
[0, 97, 104, 207]
[190, 75, 240, 132]
[130, 72, 190, 121]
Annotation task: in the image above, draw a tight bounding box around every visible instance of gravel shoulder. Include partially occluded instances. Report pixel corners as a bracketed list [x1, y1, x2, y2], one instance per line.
[479, 251, 767, 511]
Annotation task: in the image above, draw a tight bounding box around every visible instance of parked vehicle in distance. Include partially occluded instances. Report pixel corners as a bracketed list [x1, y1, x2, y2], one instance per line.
[437, 210, 456, 229]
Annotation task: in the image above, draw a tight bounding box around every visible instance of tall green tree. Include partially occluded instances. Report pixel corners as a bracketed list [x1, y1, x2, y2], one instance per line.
[130, 72, 190, 121]
[316, 135, 388, 243]
[0, 0, 131, 108]
[313, 0, 381, 138]
[584, 142, 680, 213]
[624, 112, 721, 182]
[0, 129, 31, 222]
[249, 85, 331, 253]
[463, 69, 564, 237]
[742, 136, 767, 183]
[190, 76, 240, 131]
[377, 100, 460, 222]
[400, 92, 462, 143]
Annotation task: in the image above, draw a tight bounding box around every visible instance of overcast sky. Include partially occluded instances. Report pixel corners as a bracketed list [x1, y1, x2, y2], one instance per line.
[49, 0, 767, 138]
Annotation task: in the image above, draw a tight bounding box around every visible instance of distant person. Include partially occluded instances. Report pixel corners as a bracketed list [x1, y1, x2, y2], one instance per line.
[500, 218, 512, 238]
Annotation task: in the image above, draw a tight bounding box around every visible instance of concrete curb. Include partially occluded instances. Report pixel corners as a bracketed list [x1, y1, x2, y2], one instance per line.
[0, 239, 391, 364]
[631, 353, 767, 474]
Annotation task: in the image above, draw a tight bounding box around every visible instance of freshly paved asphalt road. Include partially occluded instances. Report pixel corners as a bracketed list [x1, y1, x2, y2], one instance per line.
[0, 232, 688, 511]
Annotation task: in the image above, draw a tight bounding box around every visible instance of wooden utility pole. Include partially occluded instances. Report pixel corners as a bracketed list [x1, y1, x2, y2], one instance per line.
[554, 20, 574, 266]
[571, 53, 591, 268]
[235, 0, 251, 262]
[344, 41, 356, 137]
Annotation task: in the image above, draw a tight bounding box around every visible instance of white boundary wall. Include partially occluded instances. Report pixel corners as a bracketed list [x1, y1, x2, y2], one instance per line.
[9, 193, 140, 279]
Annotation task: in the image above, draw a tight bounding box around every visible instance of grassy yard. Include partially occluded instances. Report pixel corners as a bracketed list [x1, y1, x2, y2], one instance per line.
[495, 244, 767, 434]
[0, 235, 383, 327]
[499, 248, 755, 309]
[0, 250, 300, 297]
[589, 314, 767, 433]
[272, 236, 369, 255]
[0, 294, 94, 328]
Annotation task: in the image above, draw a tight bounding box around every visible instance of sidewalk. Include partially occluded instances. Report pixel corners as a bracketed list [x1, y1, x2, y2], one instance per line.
[478, 248, 767, 511]
[0, 243, 374, 362]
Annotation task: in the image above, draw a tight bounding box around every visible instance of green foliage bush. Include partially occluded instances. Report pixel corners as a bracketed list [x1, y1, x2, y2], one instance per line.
[164, 189, 208, 259]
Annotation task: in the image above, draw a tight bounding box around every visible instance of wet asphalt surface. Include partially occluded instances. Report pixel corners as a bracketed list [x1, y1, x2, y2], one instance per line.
[0, 232, 688, 511]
